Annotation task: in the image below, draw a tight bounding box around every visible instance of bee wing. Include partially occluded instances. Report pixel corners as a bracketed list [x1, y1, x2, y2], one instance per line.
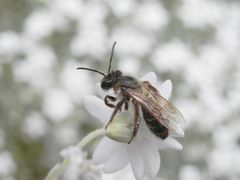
[124, 81, 185, 132]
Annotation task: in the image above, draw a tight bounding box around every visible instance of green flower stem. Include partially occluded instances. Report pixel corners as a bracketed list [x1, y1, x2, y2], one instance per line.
[46, 128, 105, 180]
[46, 159, 69, 180]
[77, 128, 105, 149]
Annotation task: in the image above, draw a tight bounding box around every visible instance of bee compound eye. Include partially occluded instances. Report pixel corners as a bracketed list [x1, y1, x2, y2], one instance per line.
[101, 81, 112, 90]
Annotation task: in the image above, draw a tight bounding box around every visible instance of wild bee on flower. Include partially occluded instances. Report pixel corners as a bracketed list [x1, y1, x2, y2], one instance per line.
[47, 42, 184, 180]
[77, 41, 184, 144]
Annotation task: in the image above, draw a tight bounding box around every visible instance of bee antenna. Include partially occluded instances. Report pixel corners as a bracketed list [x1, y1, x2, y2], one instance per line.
[108, 41, 117, 74]
[76, 67, 106, 77]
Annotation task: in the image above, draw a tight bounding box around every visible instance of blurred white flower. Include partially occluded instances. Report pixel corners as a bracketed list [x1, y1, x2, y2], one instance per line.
[23, 9, 67, 40]
[60, 146, 101, 180]
[107, 0, 136, 18]
[118, 57, 140, 75]
[208, 148, 240, 178]
[43, 88, 73, 122]
[0, 31, 21, 56]
[60, 146, 85, 180]
[13, 46, 56, 90]
[151, 40, 193, 73]
[179, 165, 202, 180]
[0, 151, 16, 177]
[54, 125, 78, 146]
[21, 112, 47, 139]
[111, 28, 153, 57]
[133, 1, 168, 31]
[49, 0, 83, 20]
[177, 0, 223, 28]
[84, 72, 184, 179]
[61, 60, 93, 103]
[70, 2, 108, 58]
[47, 145, 102, 180]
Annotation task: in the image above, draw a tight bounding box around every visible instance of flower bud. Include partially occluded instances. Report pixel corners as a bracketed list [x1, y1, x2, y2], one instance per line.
[105, 112, 134, 143]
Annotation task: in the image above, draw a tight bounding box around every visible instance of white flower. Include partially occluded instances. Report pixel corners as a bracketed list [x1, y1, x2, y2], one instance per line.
[53, 146, 101, 180]
[84, 72, 184, 179]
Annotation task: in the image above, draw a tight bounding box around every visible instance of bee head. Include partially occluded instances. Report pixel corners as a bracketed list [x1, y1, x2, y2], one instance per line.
[101, 70, 122, 90]
[77, 41, 118, 90]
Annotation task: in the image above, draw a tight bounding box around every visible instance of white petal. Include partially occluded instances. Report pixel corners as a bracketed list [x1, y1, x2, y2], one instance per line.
[139, 140, 160, 178]
[92, 137, 121, 164]
[95, 83, 105, 98]
[170, 124, 185, 137]
[103, 145, 130, 173]
[154, 136, 183, 150]
[129, 142, 145, 179]
[84, 95, 113, 124]
[158, 79, 172, 100]
[140, 72, 157, 85]
[102, 165, 136, 180]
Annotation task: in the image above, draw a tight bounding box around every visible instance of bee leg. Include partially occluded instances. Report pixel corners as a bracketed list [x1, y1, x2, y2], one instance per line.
[123, 95, 130, 110]
[104, 95, 117, 108]
[105, 99, 125, 129]
[128, 100, 140, 144]
[124, 101, 129, 110]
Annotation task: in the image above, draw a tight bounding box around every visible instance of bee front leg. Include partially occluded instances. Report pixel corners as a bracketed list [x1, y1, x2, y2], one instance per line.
[124, 101, 129, 110]
[104, 95, 117, 108]
[128, 100, 140, 144]
[105, 99, 125, 129]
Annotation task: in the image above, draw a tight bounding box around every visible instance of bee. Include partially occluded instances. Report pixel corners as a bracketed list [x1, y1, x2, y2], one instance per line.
[77, 42, 184, 143]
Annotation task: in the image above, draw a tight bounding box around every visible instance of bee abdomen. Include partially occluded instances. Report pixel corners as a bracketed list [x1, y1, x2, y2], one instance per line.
[141, 108, 168, 139]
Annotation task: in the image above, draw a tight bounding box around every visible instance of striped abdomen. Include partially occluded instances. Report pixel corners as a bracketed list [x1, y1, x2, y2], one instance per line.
[141, 108, 168, 139]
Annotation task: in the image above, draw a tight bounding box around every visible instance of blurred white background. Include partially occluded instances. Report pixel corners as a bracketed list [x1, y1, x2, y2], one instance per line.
[0, 0, 240, 180]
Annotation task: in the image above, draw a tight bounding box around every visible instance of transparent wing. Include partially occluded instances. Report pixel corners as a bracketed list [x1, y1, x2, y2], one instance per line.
[124, 81, 185, 132]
